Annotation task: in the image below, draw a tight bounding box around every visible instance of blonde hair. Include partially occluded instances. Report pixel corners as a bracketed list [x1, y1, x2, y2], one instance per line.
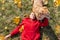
[33, 6, 49, 14]
[32, 0, 50, 20]
[32, 6, 50, 20]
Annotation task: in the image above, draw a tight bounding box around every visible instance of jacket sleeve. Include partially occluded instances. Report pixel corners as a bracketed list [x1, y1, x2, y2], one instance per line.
[41, 18, 49, 27]
[10, 18, 25, 37]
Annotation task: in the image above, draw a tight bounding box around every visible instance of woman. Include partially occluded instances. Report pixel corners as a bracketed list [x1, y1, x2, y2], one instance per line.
[5, 12, 48, 40]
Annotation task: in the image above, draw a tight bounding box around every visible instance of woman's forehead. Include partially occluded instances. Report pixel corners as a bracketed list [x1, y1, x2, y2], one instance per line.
[34, 7, 49, 14]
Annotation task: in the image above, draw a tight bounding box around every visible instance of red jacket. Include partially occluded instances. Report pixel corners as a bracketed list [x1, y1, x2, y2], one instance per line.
[10, 18, 48, 40]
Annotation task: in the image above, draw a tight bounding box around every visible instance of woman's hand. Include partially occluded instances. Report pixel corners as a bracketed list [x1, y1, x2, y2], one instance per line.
[4, 34, 11, 40]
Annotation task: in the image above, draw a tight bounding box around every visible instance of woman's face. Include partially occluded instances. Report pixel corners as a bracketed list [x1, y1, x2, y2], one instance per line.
[30, 12, 36, 19]
[34, 7, 48, 20]
[35, 12, 45, 20]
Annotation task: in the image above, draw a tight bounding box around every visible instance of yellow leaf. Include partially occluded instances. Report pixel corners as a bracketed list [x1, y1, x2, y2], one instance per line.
[17, 0, 21, 3]
[19, 25, 24, 33]
[55, 24, 60, 33]
[2, 7, 5, 10]
[17, 2, 22, 8]
[14, 0, 18, 4]
[1, 0, 5, 4]
[5, 26, 8, 30]
[0, 35, 4, 40]
[14, 0, 21, 4]
[13, 16, 20, 24]
[54, 0, 60, 7]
